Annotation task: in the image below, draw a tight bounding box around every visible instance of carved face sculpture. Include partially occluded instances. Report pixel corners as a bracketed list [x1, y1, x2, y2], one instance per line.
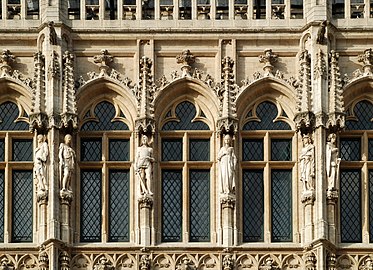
[65, 134, 72, 145]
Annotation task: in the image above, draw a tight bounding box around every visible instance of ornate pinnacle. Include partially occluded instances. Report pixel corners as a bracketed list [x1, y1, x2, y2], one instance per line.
[299, 49, 310, 64]
[176, 49, 195, 77]
[259, 49, 278, 76]
[93, 49, 113, 74]
[140, 56, 152, 73]
[358, 48, 373, 74]
[63, 51, 74, 66]
[0, 49, 15, 76]
[222, 56, 234, 72]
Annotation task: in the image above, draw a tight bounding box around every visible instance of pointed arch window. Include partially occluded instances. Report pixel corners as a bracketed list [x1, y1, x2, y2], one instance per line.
[79, 101, 130, 243]
[160, 101, 212, 243]
[340, 100, 373, 243]
[241, 101, 294, 243]
[0, 101, 33, 243]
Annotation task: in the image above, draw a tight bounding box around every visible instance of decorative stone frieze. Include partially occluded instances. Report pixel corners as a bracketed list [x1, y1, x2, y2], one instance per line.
[0, 258, 14, 270]
[360, 257, 373, 270]
[0, 49, 15, 76]
[305, 252, 317, 270]
[38, 246, 49, 270]
[259, 49, 278, 76]
[259, 257, 279, 270]
[139, 255, 150, 270]
[93, 49, 113, 75]
[93, 257, 114, 270]
[326, 253, 336, 270]
[176, 257, 195, 270]
[176, 49, 195, 77]
[222, 254, 234, 270]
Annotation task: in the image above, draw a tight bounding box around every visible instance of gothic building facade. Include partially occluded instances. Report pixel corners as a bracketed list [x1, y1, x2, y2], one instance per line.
[0, 0, 373, 269]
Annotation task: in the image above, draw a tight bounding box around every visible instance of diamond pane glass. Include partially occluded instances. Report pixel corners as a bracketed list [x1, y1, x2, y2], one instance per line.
[369, 170, 373, 242]
[12, 139, 33, 161]
[190, 170, 210, 242]
[189, 139, 210, 161]
[369, 139, 373, 161]
[340, 138, 360, 161]
[0, 171, 4, 242]
[346, 100, 373, 130]
[162, 101, 209, 130]
[109, 170, 129, 242]
[81, 101, 129, 131]
[162, 170, 182, 242]
[109, 139, 129, 161]
[80, 170, 102, 242]
[243, 170, 264, 242]
[271, 139, 292, 161]
[12, 170, 33, 242]
[0, 102, 29, 131]
[340, 170, 361, 242]
[243, 102, 291, 130]
[271, 170, 292, 242]
[243, 139, 263, 161]
[0, 139, 4, 161]
[162, 139, 182, 161]
[80, 138, 102, 161]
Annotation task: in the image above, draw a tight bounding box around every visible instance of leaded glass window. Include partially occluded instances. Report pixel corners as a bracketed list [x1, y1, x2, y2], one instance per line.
[12, 170, 33, 242]
[160, 100, 212, 243]
[0, 102, 29, 131]
[12, 139, 33, 161]
[0, 171, 4, 242]
[340, 170, 361, 243]
[79, 100, 131, 243]
[243, 170, 264, 242]
[341, 99, 373, 243]
[0, 139, 4, 161]
[241, 100, 294, 243]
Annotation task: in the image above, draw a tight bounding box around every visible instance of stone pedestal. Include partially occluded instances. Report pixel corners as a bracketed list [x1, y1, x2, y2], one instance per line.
[302, 191, 315, 245]
[139, 195, 153, 246]
[60, 190, 73, 243]
[221, 194, 235, 246]
[37, 191, 48, 244]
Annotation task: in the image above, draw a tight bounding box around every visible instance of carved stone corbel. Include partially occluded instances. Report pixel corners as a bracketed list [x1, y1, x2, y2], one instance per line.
[38, 246, 49, 270]
[326, 253, 336, 270]
[59, 250, 71, 270]
[305, 252, 317, 270]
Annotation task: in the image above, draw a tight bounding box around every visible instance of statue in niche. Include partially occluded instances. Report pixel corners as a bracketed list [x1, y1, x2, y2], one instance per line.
[59, 134, 76, 192]
[34, 134, 49, 193]
[136, 134, 155, 196]
[326, 133, 341, 191]
[218, 134, 237, 195]
[300, 134, 315, 192]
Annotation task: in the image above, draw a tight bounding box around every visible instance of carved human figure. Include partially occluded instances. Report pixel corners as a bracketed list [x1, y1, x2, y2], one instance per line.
[326, 133, 341, 191]
[135, 135, 155, 196]
[34, 134, 49, 192]
[218, 134, 237, 195]
[59, 134, 76, 192]
[300, 134, 315, 192]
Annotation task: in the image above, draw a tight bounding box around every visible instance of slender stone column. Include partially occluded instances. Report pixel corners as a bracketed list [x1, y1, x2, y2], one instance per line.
[221, 194, 235, 246]
[60, 191, 73, 243]
[326, 192, 338, 244]
[37, 194, 48, 244]
[139, 195, 153, 246]
[302, 195, 315, 245]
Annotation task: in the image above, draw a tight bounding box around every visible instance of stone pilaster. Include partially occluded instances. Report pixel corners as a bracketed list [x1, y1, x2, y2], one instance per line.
[60, 190, 73, 243]
[37, 192, 48, 244]
[326, 192, 338, 244]
[138, 195, 153, 246]
[220, 194, 235, 247]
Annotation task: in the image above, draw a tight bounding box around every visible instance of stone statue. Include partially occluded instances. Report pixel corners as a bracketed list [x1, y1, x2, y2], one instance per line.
[135, 135, 155, 196]
[59, 134, 76, 192]
[34, 134, 49, 193]
[300, 134, 315, 192]
[326, 133, 341, 191]
[218, 134, 237, 195]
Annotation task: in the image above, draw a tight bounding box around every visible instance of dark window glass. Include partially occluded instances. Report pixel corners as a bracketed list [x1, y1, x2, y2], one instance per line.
[109, 170, 129, 242]
[340, 170, 361, 242]
[142, 0, 154, 19]
[369, 139, 373, 161]
[68, 0, 80, 19]
[0, 171, 4, 242]
[271, 170, 292, 242]
[290, 0, 303, 18]
[243, 139, 263, 161]
[162, 170, 182, 242]
[81, 101, 128, 131]
[332, 0, 344, 18]
[0, 139, 4, 161]
[12, 170, 33, 242]
[271, 139, 291, 161]
[179, 0, 191, 19]
[369, 170, 373, 242]
[253, 0, 266, 19]
[12, 139, 33, 161]
[80, 170, 102, 242]
[243, 102, 291, 130]
[0, 102, 28, 131]
[189, 139, 210, 161]
[109, 139, 129, 161]
[162, 101, 209, 131]
[81, 138, 102, 161]
[104, 0, 117, 20]
[189, 170, 210, 242]
[346, 100, 373, 130]
[243, 170, 264, 242]
[340, 138, 360, 161]
[162, 139, 182, 161]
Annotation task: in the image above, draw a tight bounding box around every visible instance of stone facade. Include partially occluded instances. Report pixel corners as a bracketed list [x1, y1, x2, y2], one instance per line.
[0, 0, 373, 269]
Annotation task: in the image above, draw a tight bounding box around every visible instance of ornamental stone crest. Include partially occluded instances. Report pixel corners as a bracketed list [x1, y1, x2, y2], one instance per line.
[358, 48, 373, 75]
[176, 49, 195, 77]
[259, 49, 278, 76]
[0, 49, 15, 76]
[93, 49, 113, 75]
